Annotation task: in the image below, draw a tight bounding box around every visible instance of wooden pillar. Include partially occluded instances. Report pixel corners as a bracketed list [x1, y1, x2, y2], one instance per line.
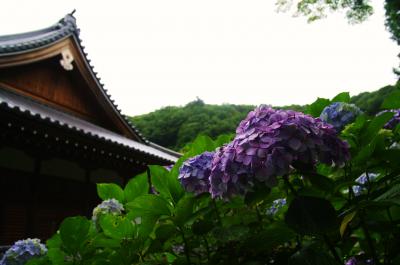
[84, 167, 92, 217]
[25, 156, 41, 238]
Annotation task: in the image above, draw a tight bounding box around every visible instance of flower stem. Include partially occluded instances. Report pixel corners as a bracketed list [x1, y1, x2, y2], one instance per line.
[178, 227, 191, 265]
[203, 236, 211, 261]
[212, 199, 222, 225]
[323, 234, 342, 265]
[283, 175, 298, 196]
[360, 212, 379, 264]
[255, 204, 263, 223]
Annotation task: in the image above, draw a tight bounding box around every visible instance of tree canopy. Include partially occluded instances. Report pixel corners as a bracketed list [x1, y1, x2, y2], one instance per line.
[130, 82, 399, 151]
[276, 0, 400, 74]
[276, 0, 399, 43]
[130, 99, 255, 151]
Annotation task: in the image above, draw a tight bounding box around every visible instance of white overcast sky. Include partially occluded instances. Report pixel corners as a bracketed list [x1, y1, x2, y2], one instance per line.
[0, 1, 398, 116]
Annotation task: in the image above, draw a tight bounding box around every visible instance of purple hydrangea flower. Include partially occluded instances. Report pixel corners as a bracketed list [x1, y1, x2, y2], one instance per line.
[178, 151, 215, 195]
[346, 256, 374, 265]
[92, 198, 124, 223]
[320, 102, 362, 132]
[209, 144, 257, 198]
[266, 198, 287, 216]
[210, 106, 350, 199]
[346, 257, 359, 265]
[378, 109, 400, 129]
[0, 238, 47, 265]
[352, 173, 378, 196]
[164, 164, 174, 171]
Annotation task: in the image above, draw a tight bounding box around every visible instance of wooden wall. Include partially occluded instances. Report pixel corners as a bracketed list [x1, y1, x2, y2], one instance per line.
[0, 167, 99, 244]
[0, 146, 126, 245]
[0, 57, 119, 133]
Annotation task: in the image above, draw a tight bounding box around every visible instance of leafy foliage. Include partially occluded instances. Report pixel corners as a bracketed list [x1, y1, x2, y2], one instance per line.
[18, 90, 400, 264]
[351, 83, 399, 115]
[276, 0, 374, 23]
[130, 99, 254, 151]
[385, 0, 400, 45]
[276, 0, 399, 45]
[130, 83, 400, 151]
[276, 0, 400, 75]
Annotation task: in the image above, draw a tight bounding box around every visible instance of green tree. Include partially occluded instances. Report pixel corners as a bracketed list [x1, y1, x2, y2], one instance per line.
[276, 0, 400, 74]
[130, 100, 254, 151]
[130, 82, 400, 151]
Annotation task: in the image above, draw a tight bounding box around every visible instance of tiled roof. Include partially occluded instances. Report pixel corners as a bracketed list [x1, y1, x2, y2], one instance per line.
[0, 12, 181, 160]
[0, 14, 77, 55]
[0, 88, 178, 163]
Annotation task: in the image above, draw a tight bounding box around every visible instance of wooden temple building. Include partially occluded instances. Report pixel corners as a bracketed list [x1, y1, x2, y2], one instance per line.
[0, 13, 180, 245]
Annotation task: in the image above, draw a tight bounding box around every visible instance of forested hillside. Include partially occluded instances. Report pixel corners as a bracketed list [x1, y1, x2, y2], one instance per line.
[130, 83, 399, 151]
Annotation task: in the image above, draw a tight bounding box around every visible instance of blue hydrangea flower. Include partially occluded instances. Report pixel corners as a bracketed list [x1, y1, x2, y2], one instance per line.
[352, 173, 378, 196]
[92, 198, 124, 223]
[210, 106, 350, 199]
[320, 102, 362, 132]
[389, 142, 400, 149]
[0, 238, 47, 265]
[172, 245, 185, 255]
[266, 198, 287, 216]
[178, 151, 215, 195]
[378, 109, 400, 129]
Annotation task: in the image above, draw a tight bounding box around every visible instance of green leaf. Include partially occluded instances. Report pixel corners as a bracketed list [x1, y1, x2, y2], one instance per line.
[332, 92, 350, 103]
[353, 141, 376, 164]
[289, 245, 337, 265]
[244, 222, 296, 252]
[136, 215, 158, 238]
[357, 200, 399, 211]
[46, 233, 62, 249]
[215, 134, 233, 146]
[47, 248, 66, 265]
[150, 165, 184, 204]
[126, 194, 172, 217]
[306, 173, 334, 193]
[374, 184, 400, 204]
[146, 239, 163, 254]
[285, 196, 338, 236]
[173, 195, 195, 226]
[59, 216, 90, 254]
[361, 112, 394, 144]
[340, 211, 357, 237]
[192, 219, 214, 235]
[99, 214, 135, 240]
[155, 224, 177, 242]
[186, 135, 216, 156]
[25, 257, 48, 265]
[381, 89, 400, 109]
[149, 165, 170, 198]
[97, 183, 125, 203]
[305, 98, 331, 117]
[244, 184, 271, 205]
[91, 234, 121, 248]
[124, 172, 149, 202]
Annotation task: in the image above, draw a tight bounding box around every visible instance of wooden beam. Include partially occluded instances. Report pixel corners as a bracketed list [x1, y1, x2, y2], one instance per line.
[25, 156, 41, 238]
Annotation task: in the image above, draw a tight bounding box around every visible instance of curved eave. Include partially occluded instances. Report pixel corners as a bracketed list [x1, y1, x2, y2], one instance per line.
[148, 142, 182, 158]
[69, 33, 148, 144]
[0, 89, 178, 164]
[0, 13, 181, 161]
